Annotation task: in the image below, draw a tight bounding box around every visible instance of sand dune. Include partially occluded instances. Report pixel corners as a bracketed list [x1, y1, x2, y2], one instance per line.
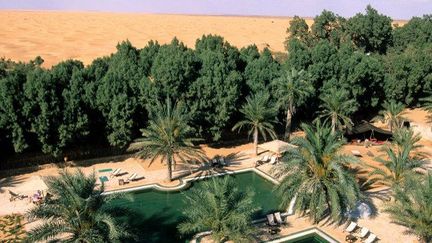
[0, 11, 406, 68]
[0, 11, 305, 67]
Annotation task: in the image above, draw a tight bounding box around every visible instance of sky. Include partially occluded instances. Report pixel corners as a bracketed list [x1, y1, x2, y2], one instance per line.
[0, 0, 431, 20]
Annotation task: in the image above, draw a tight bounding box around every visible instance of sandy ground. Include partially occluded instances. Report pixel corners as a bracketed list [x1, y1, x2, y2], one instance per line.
[0, 11, 302, 67]
[0, 11, 407, 68]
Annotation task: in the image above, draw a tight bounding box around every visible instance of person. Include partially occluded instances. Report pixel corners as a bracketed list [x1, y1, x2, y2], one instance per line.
[32, 190, 43, 204]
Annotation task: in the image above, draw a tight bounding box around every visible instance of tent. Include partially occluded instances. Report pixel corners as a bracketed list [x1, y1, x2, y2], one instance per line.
[345, 122, 392, 141]
[258, 139, 297, 155]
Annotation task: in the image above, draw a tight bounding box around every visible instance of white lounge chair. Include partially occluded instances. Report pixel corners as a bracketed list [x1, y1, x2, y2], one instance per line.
[270, 155, 278, 165]
[364, 233, 377, 243]
[274, 212, 285, 224]
[126, 173, 138, 182]
[219, 157, 226, 166]
[262, 155, 270, 162]
[344, 221, 357, 233]
[359, 227, 369, 238]
[266, 214, 277, 226]
[110, 168, 122, 177]
[351, 150, 362, 157]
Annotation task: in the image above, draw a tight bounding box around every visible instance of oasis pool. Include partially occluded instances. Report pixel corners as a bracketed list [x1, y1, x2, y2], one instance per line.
[112, 171, 283, 242]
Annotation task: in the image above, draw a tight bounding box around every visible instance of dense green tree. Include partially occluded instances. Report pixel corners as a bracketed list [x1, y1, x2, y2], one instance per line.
[186, 35, 243, 141]
[308, 39, 339, 91]
[316, 88, 357, 134]
[95, 41, 141, 148]
[384, 173, 432, 243]
[26, 169, 132, 242]
[150, 38, 198, 103]
[138, 40, 160, 76]
[393, 15, 432, 51]
[286, 38, 312, 71]
[346, 5, 393, 54]
[272, 68, 313, 140]
[336, 47, 385, 109]
[136, 99, 203, 181]
[0, 63, 33, 153]
[372, 100, 407, 132]
[285, 16, 311, 46]
[57, 67, 90, 149]
[273, 122, 361, 223]
[23, 67, 63, 155]
[383, 45, 432, 105]
[311, 10, 346, 45]
[243, 48, 280, 94]
[232, 91, 278, 155]
[178, 176, 259, 242]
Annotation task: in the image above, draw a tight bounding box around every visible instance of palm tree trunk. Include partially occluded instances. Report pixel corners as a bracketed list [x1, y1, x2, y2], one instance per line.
[254, 126, 258, 156]
[167, 156, 173, 182]
[331, 114, 336, 135]
[285, 103, 294, 141]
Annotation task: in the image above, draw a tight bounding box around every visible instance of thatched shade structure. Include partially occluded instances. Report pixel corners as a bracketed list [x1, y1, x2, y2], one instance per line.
[258, 139, 297, 155]
[345, 122, 392, 141]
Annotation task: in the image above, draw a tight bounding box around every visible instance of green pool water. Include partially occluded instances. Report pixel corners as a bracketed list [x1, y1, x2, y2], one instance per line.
[113, 171, 283, 242]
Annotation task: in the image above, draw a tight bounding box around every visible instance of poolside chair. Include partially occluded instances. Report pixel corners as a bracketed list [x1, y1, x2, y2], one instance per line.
[262, 155, 270, 162]
[351, 150, 362, 157]
[274, 212, 286, 225]
[219, 157, 227, 166]
[126, 173, 138, 182]
[363, 233, 377, 243]
[344, 221, 358, 233]
[110, 168, 122, 177]
[269, 155, 278, 165]
[211, 158, 219, 167]
[8, 190, 27, 202]
[266, 214, 277, 226]
[358, 227, 369, 238]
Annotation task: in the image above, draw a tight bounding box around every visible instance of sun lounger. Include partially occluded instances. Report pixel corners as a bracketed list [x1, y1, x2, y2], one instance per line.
[274, 212, 286, 224]
[127, 173, 138, 181]
[9, 190, 27, 201]
[351, 150, 362, 157]
[270, 155, 278, 165]
[110, 168, 122, 177]
[8, 190, 28, 201]
[363, 233, 377, 243]
[344, 221, 358, 233]
[266, 214, 277, 226]
[359, 227, 369, 238]
[219, 157, 226, 166]
[262, 155, 270, 162]
[211, 158, 219, 167]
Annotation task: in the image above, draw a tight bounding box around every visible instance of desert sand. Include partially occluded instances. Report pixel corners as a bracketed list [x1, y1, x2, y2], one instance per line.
[0, 11, 304, 67]
[0, 11, 406, 68]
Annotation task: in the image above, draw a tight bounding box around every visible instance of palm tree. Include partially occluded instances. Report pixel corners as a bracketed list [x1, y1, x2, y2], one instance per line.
[232, 91, 278, 156]
[369, 128, 425, 190]
[178, 176, 259, 242]
[393, 127, 423, 151]
[369, 129, 426, 189]
[272, 68, 313, 140]
[273, 122, 361, 223]
[316, 88, 357, 134]
[385, 173, 432, 243]
[26, 169, 132, 242]
[136, 98, 203, 181]
[372, 100, 407, 132]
